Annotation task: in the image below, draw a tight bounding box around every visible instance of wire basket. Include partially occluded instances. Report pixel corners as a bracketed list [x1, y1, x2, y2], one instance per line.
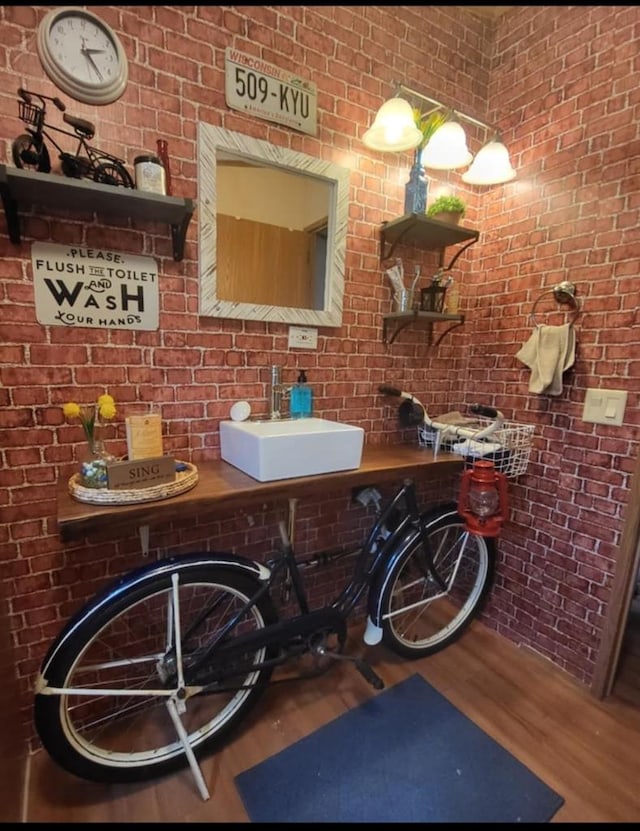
[18, 100, 41, 127]
[418, 418, 535, 479]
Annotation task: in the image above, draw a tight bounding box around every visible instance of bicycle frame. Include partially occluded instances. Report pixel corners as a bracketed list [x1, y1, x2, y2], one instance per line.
[180, 478, 447, 687]
[14, 88, 131, 182]
[22, 116, 124, 169]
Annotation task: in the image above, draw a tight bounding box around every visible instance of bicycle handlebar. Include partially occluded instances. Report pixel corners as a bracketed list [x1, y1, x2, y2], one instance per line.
[17, 87, 66, 111]
[378, 384, 504, 442]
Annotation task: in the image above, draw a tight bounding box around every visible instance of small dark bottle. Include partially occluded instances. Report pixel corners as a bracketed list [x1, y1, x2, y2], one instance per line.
[156, 139, 173, 196]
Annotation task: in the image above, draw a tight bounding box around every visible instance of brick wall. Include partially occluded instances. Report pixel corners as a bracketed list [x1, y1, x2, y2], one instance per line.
[0, 5, 638, 748]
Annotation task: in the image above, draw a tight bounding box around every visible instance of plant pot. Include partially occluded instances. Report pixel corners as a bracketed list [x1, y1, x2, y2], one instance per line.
[429, 211, 462, 225]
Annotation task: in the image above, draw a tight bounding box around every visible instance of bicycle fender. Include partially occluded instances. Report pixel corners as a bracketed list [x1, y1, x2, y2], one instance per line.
[37, 552, 270, 679]
[366, 503, 460, 634]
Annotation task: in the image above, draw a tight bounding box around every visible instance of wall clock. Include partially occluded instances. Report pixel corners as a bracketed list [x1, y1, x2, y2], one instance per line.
[36, 7, 128, 106]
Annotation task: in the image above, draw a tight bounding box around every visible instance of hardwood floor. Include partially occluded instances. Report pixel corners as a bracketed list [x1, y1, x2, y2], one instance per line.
[23, 620, 640, 823]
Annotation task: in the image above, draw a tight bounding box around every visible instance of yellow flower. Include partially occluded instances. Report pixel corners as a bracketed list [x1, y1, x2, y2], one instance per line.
[62, 402, 81, 419]
[413, 108, 450, 150]
[62, 393, 117, 445]
[97, 394, 116, 420]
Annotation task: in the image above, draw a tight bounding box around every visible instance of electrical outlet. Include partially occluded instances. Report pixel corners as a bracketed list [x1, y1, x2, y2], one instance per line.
[288, 326, 318, 349]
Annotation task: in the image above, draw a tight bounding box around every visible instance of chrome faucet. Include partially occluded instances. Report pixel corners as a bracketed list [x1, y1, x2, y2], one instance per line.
[269, 365, 290, 419]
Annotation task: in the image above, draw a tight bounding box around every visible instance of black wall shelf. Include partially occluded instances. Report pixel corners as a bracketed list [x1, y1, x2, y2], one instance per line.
[383, 310, 465, 345]
[380, 213, 479, 264]
[380, 213, 479, 345]
[0, 164, 195, 261]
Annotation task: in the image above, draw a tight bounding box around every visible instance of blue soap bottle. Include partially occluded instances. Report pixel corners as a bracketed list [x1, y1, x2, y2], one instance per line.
[290, 370, 313, 418]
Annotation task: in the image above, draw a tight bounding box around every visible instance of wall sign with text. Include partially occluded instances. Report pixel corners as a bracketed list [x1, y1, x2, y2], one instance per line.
[224, 47, 317, 136]
[31, 242, 159, 331]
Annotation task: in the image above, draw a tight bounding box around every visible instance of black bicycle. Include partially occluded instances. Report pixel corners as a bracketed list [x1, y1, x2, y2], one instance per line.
[12, 87, 133, 188]
[34, 393, 506, 793]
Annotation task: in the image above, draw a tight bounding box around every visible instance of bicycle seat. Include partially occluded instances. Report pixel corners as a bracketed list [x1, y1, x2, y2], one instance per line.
[63, 113, 95, 139]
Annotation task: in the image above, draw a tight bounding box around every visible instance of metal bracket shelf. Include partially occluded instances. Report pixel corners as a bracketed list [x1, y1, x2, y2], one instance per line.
[383, 311, 465, 345]
[380, 213, 479, 264]
[0, 164, 195, 261]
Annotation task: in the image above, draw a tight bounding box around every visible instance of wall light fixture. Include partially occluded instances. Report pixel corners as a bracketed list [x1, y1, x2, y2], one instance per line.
[363, 83, 516, 186]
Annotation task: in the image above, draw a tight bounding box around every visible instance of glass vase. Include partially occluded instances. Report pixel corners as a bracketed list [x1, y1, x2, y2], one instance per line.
[404, 148, 428, 215]
[79, 439, 116, 489]
[156, 139, 173, 196]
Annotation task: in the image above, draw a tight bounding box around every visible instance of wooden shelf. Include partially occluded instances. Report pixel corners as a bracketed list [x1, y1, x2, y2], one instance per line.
[383, 310, 465, 345]
[380, 213, 479, 263]
[0, 164, 195, 261]
[380, 214, 479, 345]
[56, 445, 464, 542]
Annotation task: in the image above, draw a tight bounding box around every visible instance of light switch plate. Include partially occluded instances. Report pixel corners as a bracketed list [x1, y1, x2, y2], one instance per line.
[582, 388, 628, 426]
[288, 325, 318, 349]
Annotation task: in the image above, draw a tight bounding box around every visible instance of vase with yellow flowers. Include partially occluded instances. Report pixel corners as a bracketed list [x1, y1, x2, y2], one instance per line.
[404, 109, 449, 215]
[62, 393, 117, 488]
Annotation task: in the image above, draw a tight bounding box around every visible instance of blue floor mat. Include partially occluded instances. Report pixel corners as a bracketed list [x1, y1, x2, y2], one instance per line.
[235, 673, 564, 823]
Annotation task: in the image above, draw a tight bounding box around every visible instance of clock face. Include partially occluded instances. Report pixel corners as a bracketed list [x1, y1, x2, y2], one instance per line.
[37, 7, 128, 105]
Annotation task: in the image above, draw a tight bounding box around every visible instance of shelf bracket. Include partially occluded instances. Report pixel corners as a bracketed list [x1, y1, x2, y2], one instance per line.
[431, 318, 465, 346]
[380, 220, 418, 262]
[170, 200, 195, 261]
[383, 314, 415, 344]
[439, 236, 478, 272]
[0, 173, 21, 244]
[383, 312, 465, 346]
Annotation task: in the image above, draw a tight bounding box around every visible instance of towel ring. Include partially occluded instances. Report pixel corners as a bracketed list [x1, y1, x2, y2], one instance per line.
[530, 280, 580, 327]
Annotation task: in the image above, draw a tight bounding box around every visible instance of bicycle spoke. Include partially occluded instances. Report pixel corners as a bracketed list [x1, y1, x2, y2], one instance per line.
[382, 517, 492, 654]
[36, 567, 275, 779]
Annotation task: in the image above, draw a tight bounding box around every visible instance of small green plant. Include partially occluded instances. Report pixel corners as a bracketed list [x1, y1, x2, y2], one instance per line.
[427, 194, 466, 218]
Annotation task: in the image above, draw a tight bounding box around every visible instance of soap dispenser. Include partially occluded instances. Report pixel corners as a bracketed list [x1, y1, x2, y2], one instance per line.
[290, 370, 313, 418]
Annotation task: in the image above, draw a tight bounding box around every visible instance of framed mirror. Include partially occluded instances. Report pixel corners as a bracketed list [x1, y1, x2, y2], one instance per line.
[198, 123, 349, 327]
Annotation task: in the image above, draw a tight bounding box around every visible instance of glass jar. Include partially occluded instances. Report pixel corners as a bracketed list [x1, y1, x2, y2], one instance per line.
[79, 439, 116, 489]
[134, 154, 166, 195]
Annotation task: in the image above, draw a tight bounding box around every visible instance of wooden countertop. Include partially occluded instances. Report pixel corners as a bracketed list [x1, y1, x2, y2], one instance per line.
[57, 444, 463, 541]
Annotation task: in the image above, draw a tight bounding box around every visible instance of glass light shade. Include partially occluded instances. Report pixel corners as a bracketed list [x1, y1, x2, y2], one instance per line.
[362, 97, 423, 152]
[462, 138, 516, 185]
[421, 120, 473, 170]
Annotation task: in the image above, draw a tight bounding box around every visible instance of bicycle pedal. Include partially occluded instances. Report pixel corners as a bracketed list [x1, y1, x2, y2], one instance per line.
[354, 657, 385, 690]
[315, 646, 384, 690]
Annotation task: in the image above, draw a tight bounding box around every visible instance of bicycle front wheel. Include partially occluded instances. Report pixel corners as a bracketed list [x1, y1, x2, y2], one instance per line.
[94, 160, 134, 188]
[378, 507, 495, 658]
[34, 560, 278, 783]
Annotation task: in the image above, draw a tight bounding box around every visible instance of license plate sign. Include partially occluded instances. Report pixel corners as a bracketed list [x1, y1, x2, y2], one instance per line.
[225, 48, 317, 136]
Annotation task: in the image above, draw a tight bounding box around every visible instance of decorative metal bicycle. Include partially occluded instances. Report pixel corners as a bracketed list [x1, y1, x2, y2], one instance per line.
[12, 87, 133, 188]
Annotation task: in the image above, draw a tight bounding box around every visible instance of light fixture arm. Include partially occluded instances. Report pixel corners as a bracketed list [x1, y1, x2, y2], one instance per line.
[395, 82, 498, 139]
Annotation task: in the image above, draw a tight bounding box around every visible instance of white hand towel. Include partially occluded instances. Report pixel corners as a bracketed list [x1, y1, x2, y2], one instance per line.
[516, 323, 576, 396]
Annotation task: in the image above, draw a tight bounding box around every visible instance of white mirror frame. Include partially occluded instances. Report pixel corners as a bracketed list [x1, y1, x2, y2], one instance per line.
[198, 122, 349, 326]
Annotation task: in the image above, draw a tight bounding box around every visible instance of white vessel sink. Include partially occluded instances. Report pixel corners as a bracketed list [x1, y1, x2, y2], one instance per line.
[219, 417, 365, 482]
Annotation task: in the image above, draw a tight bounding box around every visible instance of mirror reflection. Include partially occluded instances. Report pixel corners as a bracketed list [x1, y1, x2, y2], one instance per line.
[198, 123, 349, 327]
[217, 153, 330, 310]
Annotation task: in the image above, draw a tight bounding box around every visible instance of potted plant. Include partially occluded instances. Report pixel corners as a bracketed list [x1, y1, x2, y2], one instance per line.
[426, 194, 466, 225]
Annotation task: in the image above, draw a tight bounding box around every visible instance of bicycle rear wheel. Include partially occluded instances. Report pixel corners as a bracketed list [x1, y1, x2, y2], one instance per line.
[378, 506, 495, 658]
[34, 559, 278, 783]
[12, 134, 51, 172]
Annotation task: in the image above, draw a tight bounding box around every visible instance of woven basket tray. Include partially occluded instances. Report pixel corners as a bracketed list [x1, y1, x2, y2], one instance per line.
[69, 461, 199, 506]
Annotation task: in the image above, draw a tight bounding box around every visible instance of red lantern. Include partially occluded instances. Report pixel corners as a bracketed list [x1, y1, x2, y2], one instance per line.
[458, 459, 509, 537]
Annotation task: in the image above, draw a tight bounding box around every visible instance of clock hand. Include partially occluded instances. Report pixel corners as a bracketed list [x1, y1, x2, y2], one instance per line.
[83, 51, 104, 81]
[83, 48, 105, 55]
